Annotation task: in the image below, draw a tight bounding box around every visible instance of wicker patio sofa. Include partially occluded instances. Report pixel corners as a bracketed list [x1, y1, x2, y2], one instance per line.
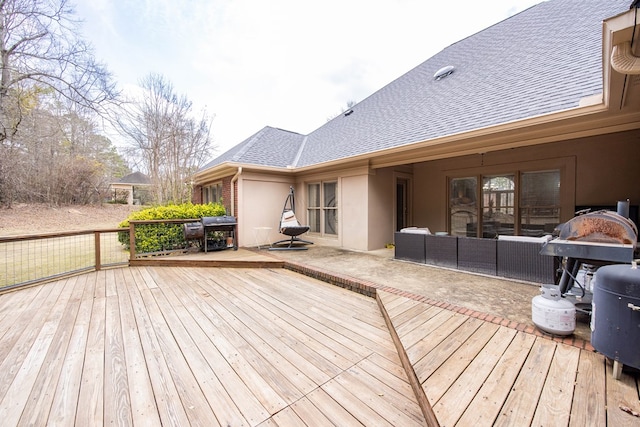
[394, 227, 430, 263]
[394, 232, 558, 285]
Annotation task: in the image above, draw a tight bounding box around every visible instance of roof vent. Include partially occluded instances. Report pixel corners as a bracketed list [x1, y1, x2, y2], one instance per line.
[343, 109, 354, 116]
[434, 65, 455, 80]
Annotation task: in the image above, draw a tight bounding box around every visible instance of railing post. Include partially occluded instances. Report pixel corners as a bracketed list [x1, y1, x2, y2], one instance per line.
[129, 222, 136, 260]
[94, 231, 102, 271]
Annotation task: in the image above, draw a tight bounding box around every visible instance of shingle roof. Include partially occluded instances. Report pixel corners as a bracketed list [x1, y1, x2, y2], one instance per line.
[202, 0, 629, 172]
[116, 171, 150, 185]
[200, 126, 305, 170]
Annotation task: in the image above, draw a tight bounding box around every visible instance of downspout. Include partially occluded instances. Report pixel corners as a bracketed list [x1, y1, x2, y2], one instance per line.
[611, 5, 640, 74]
[611, 41, 640, 74]
[230, 166, 242, 217]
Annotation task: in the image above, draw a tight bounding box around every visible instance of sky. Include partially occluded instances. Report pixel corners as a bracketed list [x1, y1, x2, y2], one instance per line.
[74, 0, 545, 158]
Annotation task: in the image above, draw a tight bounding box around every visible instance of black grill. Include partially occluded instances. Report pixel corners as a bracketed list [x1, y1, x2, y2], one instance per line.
[540, 209, 638, 299]
[182, 216, 238, 252]
[202, 216, 237, 252]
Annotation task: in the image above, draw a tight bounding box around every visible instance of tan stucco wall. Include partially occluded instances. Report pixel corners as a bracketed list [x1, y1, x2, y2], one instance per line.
[340, 174, 368, 250]
[368, 168, 395, 249]
[236, 174, 296, 247]
[235, 168, 395, 251]
[411, 129, 640, 233]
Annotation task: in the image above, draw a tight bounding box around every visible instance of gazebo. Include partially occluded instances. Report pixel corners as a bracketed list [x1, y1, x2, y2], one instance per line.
[109, 171, 151, 205]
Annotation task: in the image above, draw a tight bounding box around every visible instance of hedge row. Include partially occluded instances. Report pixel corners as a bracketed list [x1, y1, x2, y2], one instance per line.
[118, 203, 226, 253]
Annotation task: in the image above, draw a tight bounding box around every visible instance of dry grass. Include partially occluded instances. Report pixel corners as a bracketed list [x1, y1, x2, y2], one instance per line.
[0, 204, 137, 287]
[1, 229, 129, 288]
[0, 203, 141, 236]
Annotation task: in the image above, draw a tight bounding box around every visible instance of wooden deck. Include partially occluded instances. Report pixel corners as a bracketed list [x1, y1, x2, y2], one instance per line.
[377, 290, 640, 426]
[0, 259, 638, 426]
[0, 266, 425, 426]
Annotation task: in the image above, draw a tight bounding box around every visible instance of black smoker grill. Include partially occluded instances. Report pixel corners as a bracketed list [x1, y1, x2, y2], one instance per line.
[183, 216, 238, 252]
[540, 209, 637, 298]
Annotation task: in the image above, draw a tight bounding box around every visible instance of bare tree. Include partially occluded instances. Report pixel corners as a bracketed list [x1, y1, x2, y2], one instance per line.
[6, 98, 129, 205]
[0, 0, 120, 206]
[0, 0, 118, 141]
[116, 73, 214, 205]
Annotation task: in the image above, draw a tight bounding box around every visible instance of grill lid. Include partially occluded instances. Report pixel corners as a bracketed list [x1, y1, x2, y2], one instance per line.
[202, 215, 237, 226]
[540, 210, 638, 263]
[556, 210, 637, 246]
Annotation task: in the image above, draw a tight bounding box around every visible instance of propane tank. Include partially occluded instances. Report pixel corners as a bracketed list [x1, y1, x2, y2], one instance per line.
[532, 285, 576, 335]
[575, 264, 597, 294]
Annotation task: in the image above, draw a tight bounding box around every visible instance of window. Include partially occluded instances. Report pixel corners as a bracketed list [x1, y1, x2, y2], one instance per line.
[482, 175, 515, 237]
[449, 169, 560, 238]
[520, 170, 560, 236]
[203, 182, 223, 204]
[450, 177, 478, 236]
[307, 181, 338, 235]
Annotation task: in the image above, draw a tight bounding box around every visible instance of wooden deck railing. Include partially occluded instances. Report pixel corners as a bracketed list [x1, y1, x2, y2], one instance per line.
[1, 219, 210, 291]
[0, 228, 129, 291]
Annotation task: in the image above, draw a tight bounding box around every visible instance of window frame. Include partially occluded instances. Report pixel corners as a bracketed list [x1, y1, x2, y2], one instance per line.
[307, 181, 338, 236]
[446, 157, 573, 237]
[202, 182, 223, 204]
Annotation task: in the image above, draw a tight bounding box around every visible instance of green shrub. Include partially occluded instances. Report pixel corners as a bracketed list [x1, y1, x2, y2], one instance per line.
[118, 203, 226, 253]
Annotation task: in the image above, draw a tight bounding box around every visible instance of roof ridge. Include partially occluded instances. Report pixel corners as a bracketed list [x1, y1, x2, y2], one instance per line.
[289, 135, 308, 168]
[231, 127, 270, 161]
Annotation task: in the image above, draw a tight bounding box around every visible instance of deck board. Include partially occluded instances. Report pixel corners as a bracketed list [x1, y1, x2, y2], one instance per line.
[155, 269, 284, 409]
[77, 274, 107, 427]
[144, 285, 245, 426]
[124, 269, 191, 426]
[116, 268, 160, 425]
[212, 270, 358, 371]
[235, 268, 397, 356]
[457, 331, 536, 425]
[289, 396, 336, 426]
[321, 379, 396, 427]
[203, 273, 346, 382]
[0, 279, 58, 369]
[422, 321, 501, 403]
[304, 387, 365, 426]
[605, 359, 640, 427]
[0, 284, 40, 333]
[223, 269, 381, 359]
[408, 313, 469, 374]
[494, 337, 557, 425]
[413, 316, 483, 381]
[48, 271, 96, 427]
[10, 276, 80, 426]
[404, 309, 456, 354]
[334, 368, 425, 425]
[532, 343, 580, 426]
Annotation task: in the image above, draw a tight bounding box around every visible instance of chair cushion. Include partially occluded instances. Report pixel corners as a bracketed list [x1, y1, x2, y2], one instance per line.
[281, 225, 310, 236]
[281, 210, 300, 228]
